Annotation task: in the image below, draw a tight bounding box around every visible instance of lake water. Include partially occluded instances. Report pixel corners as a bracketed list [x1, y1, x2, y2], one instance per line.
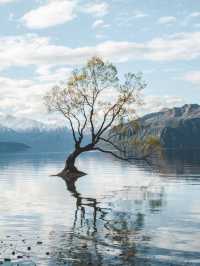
[0, 151, 200, 265]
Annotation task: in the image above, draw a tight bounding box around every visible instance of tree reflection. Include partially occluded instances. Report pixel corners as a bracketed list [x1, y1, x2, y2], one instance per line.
[65, 177, 110, 236]
[48, 178, 165, 265]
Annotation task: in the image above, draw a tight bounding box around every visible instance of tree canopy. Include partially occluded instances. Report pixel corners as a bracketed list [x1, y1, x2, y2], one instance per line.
[45, 57, 158, 176]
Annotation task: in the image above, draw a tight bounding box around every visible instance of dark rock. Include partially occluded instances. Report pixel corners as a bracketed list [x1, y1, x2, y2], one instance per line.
[4, 258, 11, 262]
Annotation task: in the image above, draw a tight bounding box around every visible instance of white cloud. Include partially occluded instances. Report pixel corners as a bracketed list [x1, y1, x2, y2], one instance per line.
[183, 71, 200, 85]
[0, 74, 64, 122]
[0, 58, 75, 121]
[141, 95, 185, 115]
[1, 30, 195, 121]
[0, 31, 200, 72]
[158, 16, 177, 25]
[36, 65, 72, 82]
[21, 0, 77, 29]
[0, 76, 42, 117]
[83, 2, 109, 17]
[190, 12, 200, 18]
[92, 19, 104, 28]
[92, 19, 109, 29]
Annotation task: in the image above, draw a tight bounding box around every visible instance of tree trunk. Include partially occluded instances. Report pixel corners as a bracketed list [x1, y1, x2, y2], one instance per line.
[57, 148, 86, 179]
[65, 151, 79, 172]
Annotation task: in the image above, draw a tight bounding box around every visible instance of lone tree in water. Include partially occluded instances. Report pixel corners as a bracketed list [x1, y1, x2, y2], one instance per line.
[45, 57, 156, 178]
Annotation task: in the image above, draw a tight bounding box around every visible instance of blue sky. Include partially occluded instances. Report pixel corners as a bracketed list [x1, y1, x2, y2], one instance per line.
[0, 0, 200, 123]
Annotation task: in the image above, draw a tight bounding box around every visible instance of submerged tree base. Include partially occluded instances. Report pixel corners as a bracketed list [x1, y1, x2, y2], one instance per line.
[56, 168, 87, 180]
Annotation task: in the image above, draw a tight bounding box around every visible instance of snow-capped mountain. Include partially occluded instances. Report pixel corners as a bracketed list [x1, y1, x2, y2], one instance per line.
[0, 115, 57, 132]
[0, 124, 14, 133]
[0, 115, 73, 152]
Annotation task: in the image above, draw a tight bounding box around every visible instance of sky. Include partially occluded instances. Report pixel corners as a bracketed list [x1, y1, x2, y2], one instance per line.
[0, 0, 200, 124]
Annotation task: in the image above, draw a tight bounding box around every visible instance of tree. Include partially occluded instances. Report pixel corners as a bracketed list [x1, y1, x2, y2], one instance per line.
[45, 57, 156, 178]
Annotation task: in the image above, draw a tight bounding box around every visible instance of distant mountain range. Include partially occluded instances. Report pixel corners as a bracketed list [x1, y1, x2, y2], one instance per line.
[0, 115, 55, 132]
[2, 104, 200, 153]
[0, 115, 73, 153]
[115, 104, 200, 150]
[0, 142, 30, 153]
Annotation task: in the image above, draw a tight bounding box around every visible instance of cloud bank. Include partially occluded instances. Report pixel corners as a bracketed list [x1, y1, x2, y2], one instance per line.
[0, 31, 200, 71]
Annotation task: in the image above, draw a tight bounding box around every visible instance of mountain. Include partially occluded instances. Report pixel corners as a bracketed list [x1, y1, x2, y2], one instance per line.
[116, 104, 200, 149]
[0, 115, 74, 152]
[0, 115, 52, 132]
[0, 142, 30, 153]
[4, 104, 200, 153]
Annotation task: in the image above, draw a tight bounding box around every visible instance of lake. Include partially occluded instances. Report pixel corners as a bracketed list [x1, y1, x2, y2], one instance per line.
[0, 151, 200, 265]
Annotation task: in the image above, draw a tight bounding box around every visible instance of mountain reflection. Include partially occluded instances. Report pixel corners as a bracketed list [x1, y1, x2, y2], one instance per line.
[150, 149, 200, 176]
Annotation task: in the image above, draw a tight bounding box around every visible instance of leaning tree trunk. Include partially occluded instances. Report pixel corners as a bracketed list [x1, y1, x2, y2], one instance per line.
[57, 149, 86, 179]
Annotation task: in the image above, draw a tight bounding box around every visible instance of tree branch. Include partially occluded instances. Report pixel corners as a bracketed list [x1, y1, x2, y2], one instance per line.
[56, 103, 78, 144]
[94, 147, 150, 163]
[70, 112, 81, 137]
[99, 137, 127, 155]
[95, 103, 124, 141]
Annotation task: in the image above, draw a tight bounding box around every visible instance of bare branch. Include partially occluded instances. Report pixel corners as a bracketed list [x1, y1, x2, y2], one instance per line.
[94, 147, 150, 162]
[69, 112, 81, 137]
[99, 137, 127, 154]
[95, 101, 125, 140]
[44, 56, 153, 167]
[56, 102, 78, 144]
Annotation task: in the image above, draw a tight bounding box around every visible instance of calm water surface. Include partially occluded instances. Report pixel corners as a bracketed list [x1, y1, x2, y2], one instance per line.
[0, 151, 200, 265]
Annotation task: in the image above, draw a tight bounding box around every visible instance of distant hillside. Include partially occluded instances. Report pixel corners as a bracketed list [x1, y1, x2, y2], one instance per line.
[113, 104, 200, 150]
[0, 115, 74, 152]
[0, 114, 53, 132]
[0, 142, 30, 153]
